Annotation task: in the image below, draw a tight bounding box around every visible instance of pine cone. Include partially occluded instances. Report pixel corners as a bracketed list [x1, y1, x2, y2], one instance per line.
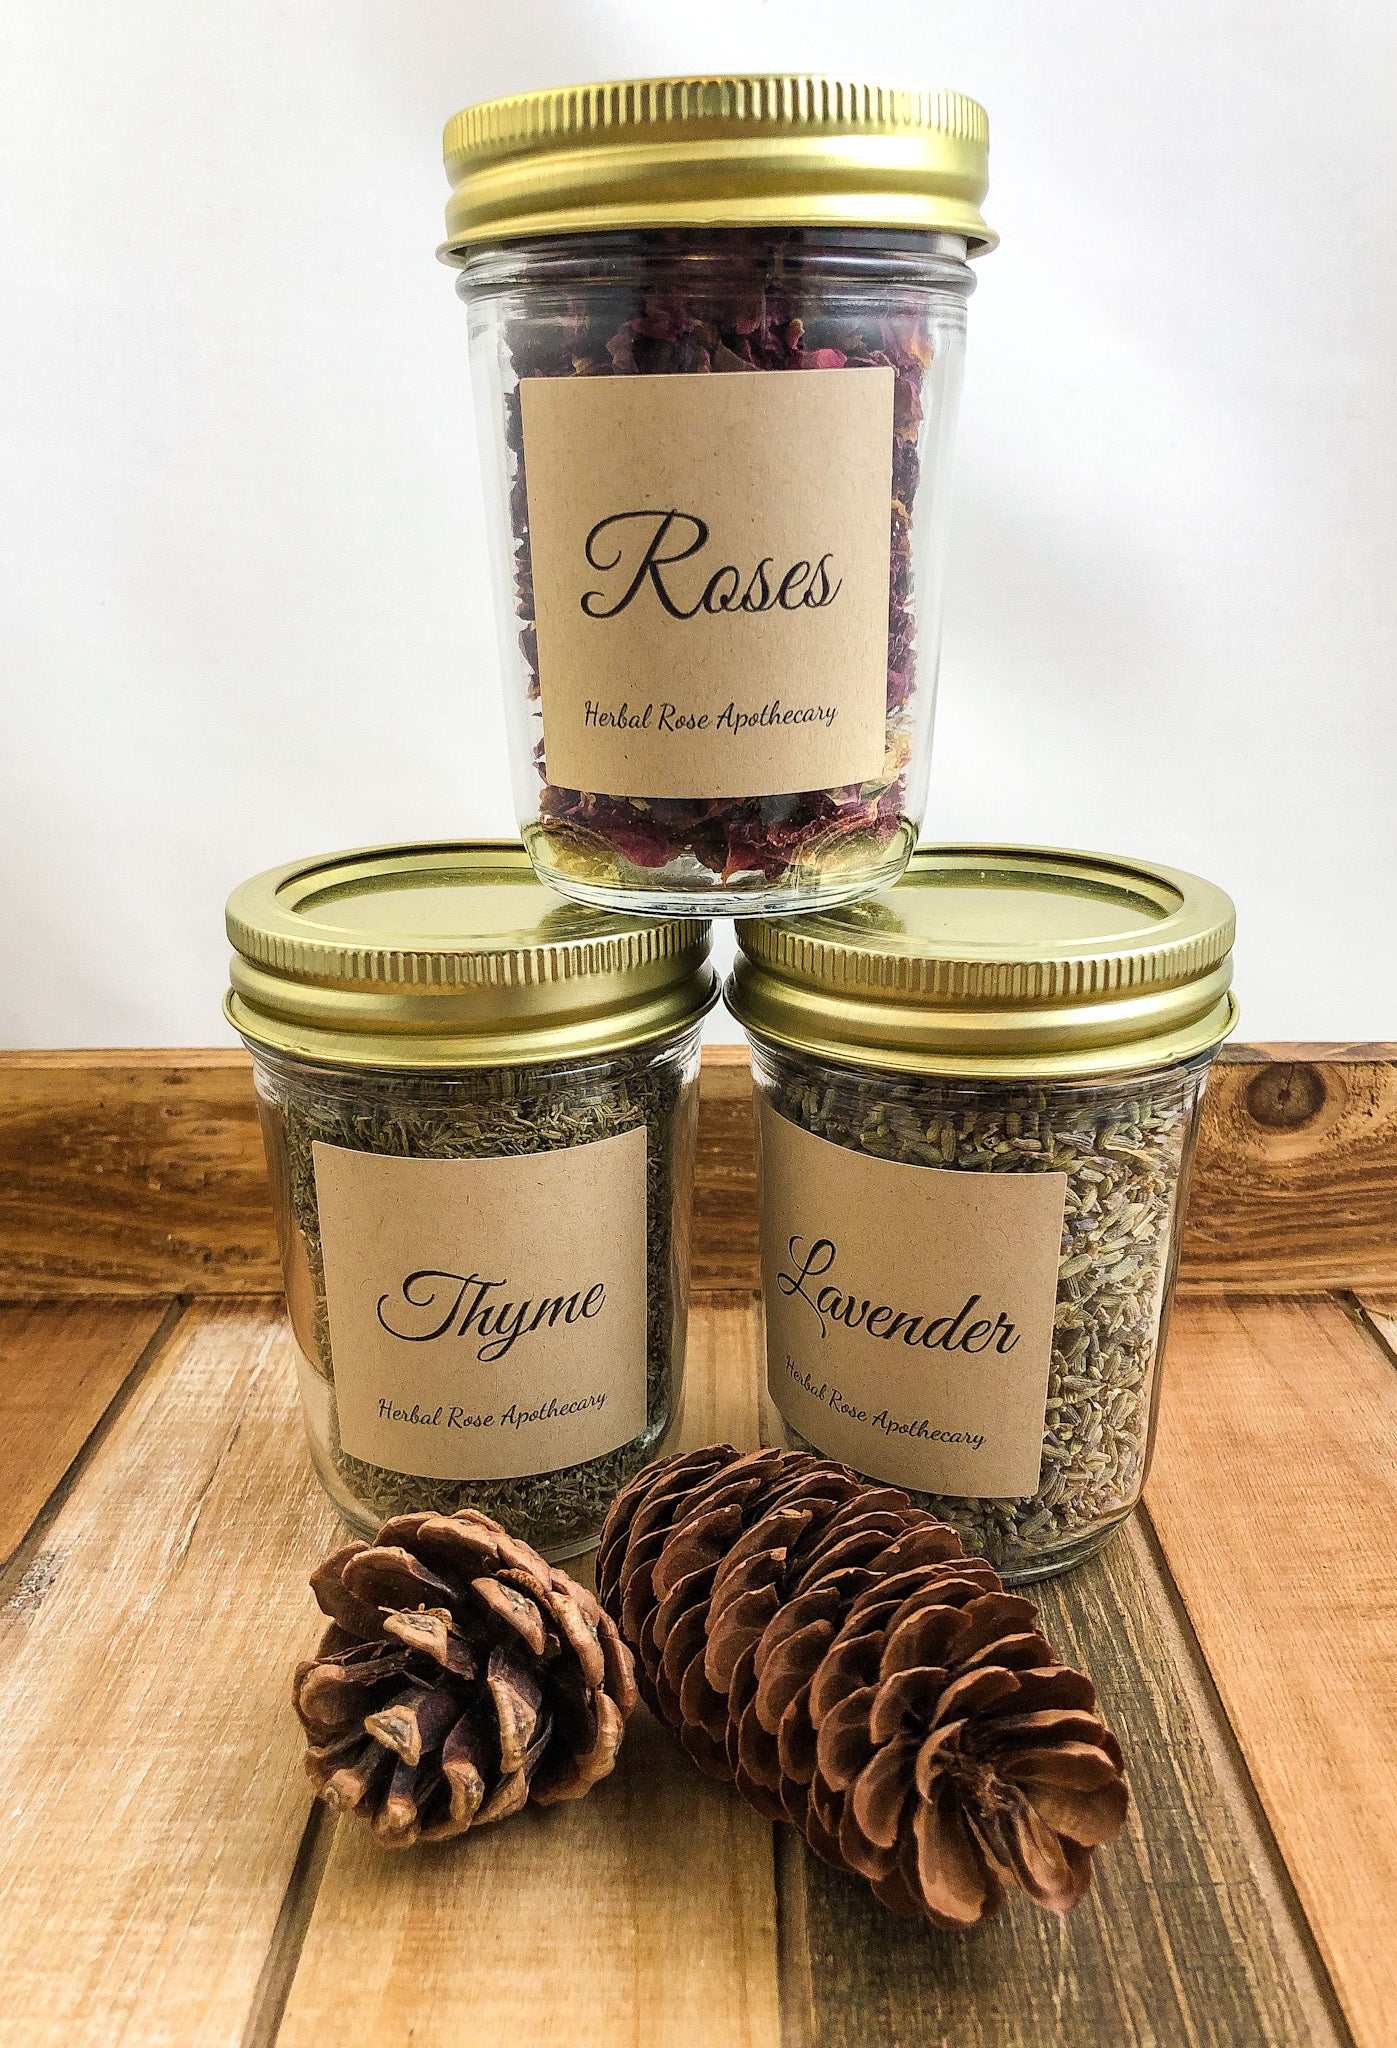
[294, 1508, 637, 1847]
[598, 1445, 1127, 1929]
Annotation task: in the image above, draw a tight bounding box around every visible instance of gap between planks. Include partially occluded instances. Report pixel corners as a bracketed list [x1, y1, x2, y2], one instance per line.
[239, 1804, 337, 2048]
[0, 1297, 182, 1570]
[1355, 1291, 1397, 1367]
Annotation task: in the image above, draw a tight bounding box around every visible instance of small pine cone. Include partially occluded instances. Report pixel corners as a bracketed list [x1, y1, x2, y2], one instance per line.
[294, 1508, 637, 1847]
[598, 1445, 1128, 1929]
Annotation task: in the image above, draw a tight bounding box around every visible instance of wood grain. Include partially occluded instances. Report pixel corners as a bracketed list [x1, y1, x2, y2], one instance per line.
[692, 1049, 761, 1289]
[4, 1045, 1395, 1299]
[1146, 1295, 1397, 2048]
[0, 1298, 339, 2047]
[275, 1295, 782, 2048]
[1180, 1053, 1397, 1292]
[783, 1511, 1347, 2048]
[0, 1298, 173, 1564]
[0, 1050, 283, 1297]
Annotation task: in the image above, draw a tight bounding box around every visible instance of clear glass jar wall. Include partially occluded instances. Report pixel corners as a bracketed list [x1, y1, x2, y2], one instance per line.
[250, 1028, 703, 1559]
[749, 1037, 1215, 1582]
[460, 229, 972, 915]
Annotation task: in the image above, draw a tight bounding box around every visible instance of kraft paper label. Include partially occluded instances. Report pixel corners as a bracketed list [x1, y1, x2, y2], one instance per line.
[313, 1127, 648, 1481]
[520, 367, 895, 799]
[757, 1097, 1068, 1499]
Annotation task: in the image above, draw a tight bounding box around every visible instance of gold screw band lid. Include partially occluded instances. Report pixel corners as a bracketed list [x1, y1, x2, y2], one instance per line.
[728, 844, 1238, 1079]
[225, 841, 717, 1070]
[440, 75, 994, 257]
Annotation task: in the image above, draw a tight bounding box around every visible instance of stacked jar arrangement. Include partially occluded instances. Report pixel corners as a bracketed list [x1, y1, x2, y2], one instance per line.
[229, 76, 1235, 1587]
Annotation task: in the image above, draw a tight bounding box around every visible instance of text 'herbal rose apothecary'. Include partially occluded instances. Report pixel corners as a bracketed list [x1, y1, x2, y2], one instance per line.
[728, 846, 1238, 1582]
[226, 841, 716, 1558]
[440, 77, 995, 915]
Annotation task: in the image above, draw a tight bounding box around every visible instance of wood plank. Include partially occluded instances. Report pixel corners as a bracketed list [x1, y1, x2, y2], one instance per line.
[1147, 1296, 1397, 2048]
[0, 1050, 283, 1297]
[784, 1509, 1347, 2048]
[0, 1298, 173, 1564]
[4, 1045, 1396, 1299]
[274, 1295, 783, 2048]
[692, 1047, 761, 1291]
[1179, 1053, 1397, 1292]
[0, 1298, 340, 2047]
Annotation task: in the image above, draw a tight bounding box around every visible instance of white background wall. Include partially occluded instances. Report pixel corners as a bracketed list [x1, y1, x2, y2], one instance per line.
[2, 1, 1393, 1046]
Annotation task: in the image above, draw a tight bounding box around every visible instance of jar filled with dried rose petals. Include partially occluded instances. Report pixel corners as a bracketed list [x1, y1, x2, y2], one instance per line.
[441, 77, 995, 916]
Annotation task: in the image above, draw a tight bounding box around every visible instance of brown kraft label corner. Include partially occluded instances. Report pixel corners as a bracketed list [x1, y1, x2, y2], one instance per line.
[757, 1098, 1068, 1498]
[520, 367, 895, 799]
[313, 1127, 648, 1481]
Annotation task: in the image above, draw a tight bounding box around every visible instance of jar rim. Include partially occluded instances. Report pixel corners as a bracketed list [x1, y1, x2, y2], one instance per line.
[453, 226, 978, 300]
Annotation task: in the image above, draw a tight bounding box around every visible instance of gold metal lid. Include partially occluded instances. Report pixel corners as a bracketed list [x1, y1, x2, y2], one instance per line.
[440, 76, 994, 258]
[225, 841, 717, 1070]
[728, 844, 1238, 1080]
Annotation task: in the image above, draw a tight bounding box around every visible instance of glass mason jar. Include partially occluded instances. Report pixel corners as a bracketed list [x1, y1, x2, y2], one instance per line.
[728, 846, 1238, 1583]
[225, 841, 716, 1559]
[440, 78, 996, 917]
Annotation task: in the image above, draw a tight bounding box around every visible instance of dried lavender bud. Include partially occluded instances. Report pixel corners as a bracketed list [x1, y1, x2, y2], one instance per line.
[255, 1044, 697, 1556]
[756, 1047, 1208, 1577]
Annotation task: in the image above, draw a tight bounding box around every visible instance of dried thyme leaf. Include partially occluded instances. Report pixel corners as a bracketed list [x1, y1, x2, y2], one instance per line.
[757, 1049, 1207, 1575]
[256, 1046, 692, 1557]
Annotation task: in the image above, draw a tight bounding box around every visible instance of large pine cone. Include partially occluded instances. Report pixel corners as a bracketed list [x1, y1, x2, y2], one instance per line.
[598, 1445, 1127, 1929]
[295, 1508, 637, 1847]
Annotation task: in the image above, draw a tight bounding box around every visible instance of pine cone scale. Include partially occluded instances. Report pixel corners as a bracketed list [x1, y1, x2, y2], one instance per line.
[342, 1544, 457, 1614]
[776, 1695, 819, 1783]
[752, 1618, 832, 1729]
[913, 1792, 999, 1925]
[440, 1715, 487, 1822]
[293, 1647, 414, 1733]
[815, 1687, 879, 1788]
[308, 1544, 386, 1639]
[1019, 1775, 1130, 1846]
[849, 1733, 920, 1849]
[1000, 1739, 1123, 1789]
[364, 1682, 462, 1766]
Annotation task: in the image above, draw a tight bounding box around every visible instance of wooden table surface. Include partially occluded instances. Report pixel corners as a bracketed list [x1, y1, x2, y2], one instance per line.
[1, 1046, 1394, 2048]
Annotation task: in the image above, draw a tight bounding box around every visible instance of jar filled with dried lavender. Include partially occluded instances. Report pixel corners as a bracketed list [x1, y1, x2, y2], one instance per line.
[440, 78, 995, 916]
[225, 842, 716, 1558]
[728, 846, 1237, 1582]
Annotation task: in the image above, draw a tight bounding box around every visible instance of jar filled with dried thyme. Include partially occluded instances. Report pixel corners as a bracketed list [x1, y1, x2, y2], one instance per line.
[728, 845, 1237, 1583]
[225, 841, 716, 1558]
